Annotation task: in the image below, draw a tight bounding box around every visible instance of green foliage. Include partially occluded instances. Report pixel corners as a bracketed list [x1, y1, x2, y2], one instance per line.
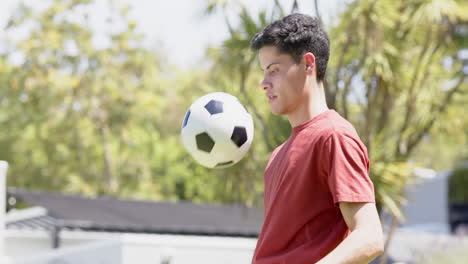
[202, 0, 468, 219]
[1, 0, 171, 199]
[325, 0, 467, 219]
[0, 0, 466, 216]
[411, 96, 468, 170]
[449, 166, 468, 203]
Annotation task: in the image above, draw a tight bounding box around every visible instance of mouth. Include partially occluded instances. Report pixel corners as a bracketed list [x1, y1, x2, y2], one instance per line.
[267, 95, 277, 103]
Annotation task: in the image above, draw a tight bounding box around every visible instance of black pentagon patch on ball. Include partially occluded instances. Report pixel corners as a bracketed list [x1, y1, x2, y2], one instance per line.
[231, 126, 247, 148]
[204, 100, 223, 115]
[196, 132, 215, 153]
[216, 161, 233, 167]
[182, 109, 191, 128]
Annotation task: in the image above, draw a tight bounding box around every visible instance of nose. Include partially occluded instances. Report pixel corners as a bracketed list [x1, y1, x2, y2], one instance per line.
[261, 79, 272, 91]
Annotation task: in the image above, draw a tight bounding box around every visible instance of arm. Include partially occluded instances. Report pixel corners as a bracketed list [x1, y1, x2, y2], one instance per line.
[316, 202, 384, 264]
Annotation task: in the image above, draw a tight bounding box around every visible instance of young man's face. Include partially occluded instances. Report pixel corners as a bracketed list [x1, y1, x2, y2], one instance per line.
[258, 46, 307, 116]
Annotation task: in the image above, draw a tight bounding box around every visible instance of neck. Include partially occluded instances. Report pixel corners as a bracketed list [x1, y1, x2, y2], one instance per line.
[287, 81, 329, 128]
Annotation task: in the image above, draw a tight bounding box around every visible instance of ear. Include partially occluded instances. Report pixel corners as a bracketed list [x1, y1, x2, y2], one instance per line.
[303, 52, 316, 75]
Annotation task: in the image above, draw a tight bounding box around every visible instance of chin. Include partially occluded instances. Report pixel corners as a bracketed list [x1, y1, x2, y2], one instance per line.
[270, 108, 284, 116]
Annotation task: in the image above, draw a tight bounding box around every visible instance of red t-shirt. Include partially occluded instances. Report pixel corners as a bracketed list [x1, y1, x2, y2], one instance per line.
[252, 110, 375, 264]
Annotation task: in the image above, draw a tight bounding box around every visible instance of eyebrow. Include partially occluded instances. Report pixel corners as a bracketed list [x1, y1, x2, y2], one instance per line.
[261, 62, 280, 71]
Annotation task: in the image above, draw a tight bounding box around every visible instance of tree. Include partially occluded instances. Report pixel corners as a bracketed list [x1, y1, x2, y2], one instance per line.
[1, 0, 466, 225]
[325, 1, 466, 261]
[0, 0, 167, 197]
[202, 0, 467, 261]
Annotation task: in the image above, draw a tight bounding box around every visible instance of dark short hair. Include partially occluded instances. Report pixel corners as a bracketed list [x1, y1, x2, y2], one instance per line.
[250, 13, 330, 81]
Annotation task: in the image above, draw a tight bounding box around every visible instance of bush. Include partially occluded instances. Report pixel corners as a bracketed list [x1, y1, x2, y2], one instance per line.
[449, 166, 468, 203]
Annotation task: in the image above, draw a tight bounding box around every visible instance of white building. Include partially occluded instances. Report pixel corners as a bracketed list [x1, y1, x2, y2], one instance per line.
[2, 188, 261, 264]
[2, 162, 468, 264]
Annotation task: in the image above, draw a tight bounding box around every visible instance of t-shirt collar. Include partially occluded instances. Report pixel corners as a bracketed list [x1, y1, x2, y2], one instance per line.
[292, 109, 334, 135]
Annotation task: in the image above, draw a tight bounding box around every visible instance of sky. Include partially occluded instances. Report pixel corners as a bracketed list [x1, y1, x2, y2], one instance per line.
[0, 0, 343, 69]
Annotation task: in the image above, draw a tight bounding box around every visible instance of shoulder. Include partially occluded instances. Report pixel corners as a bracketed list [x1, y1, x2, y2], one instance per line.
[270, 140, 287, 158]
[314, 111, 362, 144]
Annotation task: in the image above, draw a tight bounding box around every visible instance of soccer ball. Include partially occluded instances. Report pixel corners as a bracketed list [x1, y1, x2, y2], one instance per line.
[181, 92, 254, 168]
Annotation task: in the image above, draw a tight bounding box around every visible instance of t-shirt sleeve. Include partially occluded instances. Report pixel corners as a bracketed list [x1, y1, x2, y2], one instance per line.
[324, 129, 375, 205]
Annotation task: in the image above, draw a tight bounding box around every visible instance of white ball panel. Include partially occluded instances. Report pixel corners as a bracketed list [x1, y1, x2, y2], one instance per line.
[181, 92, 254, 169]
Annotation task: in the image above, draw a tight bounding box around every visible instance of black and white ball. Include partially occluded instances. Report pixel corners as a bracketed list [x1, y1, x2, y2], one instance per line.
[181, 92, 254, 168]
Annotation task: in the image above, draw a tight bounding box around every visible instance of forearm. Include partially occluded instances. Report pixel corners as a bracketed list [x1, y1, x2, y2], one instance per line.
[316, 229, 383, 264]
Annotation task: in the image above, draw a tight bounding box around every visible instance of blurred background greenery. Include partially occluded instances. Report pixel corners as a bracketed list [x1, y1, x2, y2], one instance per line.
[0, 0, 467, 236]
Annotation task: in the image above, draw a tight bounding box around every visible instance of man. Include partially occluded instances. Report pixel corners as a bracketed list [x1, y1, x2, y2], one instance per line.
[250, 13, 384, 264]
